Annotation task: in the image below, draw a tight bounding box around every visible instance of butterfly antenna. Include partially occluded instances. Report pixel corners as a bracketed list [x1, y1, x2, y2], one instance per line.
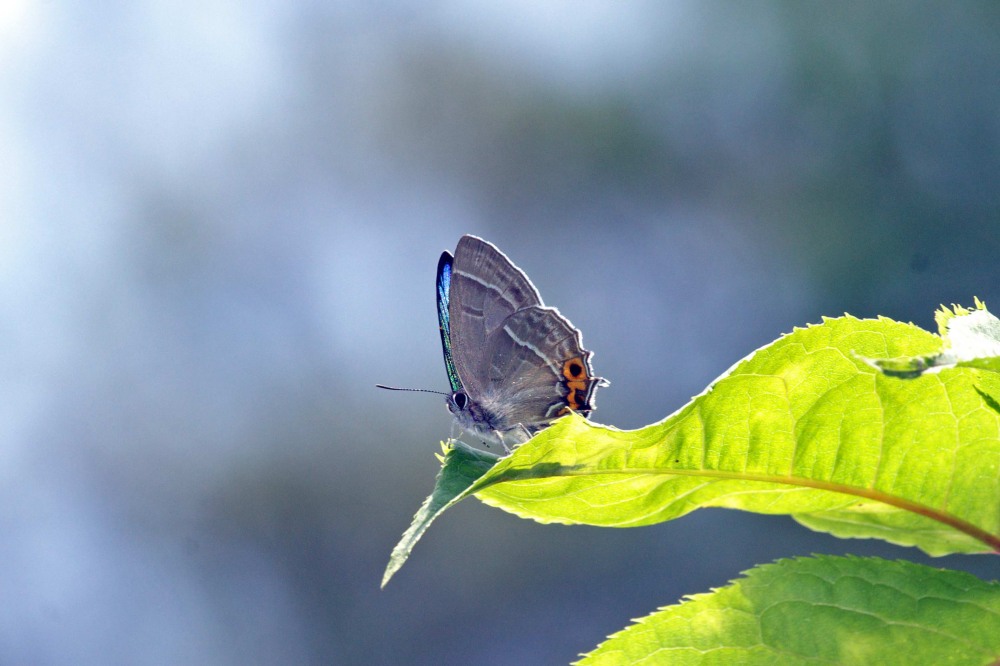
[375, 384, 449, 396]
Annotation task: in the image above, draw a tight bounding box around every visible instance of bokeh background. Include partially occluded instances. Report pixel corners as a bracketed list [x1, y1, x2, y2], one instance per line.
[3, 2, 1000, 664]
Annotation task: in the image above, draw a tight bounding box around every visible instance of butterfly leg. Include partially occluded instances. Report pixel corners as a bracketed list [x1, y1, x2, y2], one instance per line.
[497, 424, 534, 454]
[492, 430, 512, 454]
[513, 424, 534, 445]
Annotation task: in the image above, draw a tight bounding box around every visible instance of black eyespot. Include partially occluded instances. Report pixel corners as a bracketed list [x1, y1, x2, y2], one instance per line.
[452, 391, 468, 410]
[569, 362, 583, 378]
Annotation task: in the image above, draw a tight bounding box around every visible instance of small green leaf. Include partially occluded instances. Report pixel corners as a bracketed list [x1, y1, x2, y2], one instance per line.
[381, 442, 499, 587]
[577, 556, 1000, 666]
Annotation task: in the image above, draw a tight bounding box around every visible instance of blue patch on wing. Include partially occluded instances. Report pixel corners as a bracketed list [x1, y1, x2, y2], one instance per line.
[436, 251, 461, 392]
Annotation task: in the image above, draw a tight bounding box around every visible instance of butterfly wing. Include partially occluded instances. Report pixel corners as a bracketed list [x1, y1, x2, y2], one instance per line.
[483, 305, 604, 431]
[448, 235, 542, 399]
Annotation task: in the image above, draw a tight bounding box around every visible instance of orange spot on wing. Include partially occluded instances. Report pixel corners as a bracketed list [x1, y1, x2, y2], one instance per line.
[562, 357, 588, 379]
[561, 357, 596, 412]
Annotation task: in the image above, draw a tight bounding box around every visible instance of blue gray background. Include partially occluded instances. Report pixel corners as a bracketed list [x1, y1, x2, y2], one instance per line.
[3, 2, 999, 664]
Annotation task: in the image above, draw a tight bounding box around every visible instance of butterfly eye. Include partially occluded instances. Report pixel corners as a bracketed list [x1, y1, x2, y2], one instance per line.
[451, 391, 468, 410]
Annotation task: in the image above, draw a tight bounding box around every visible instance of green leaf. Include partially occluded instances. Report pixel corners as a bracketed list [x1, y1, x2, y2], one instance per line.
[462, 314, 1000, 555]
[577, 556, 1000, 666]
[381, 442, 499, 587]
[864, 299, 1000, 377]
[383, 308, 1000, 584]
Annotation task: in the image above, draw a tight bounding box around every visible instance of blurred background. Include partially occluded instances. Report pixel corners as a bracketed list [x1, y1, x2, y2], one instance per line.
[2, 1, 999, 663]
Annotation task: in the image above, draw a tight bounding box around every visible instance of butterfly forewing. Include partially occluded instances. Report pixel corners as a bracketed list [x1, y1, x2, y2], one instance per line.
[448, 236, 543, 398]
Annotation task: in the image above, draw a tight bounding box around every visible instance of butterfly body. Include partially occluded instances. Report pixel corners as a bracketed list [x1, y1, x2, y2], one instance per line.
[438, 235, 606, 450]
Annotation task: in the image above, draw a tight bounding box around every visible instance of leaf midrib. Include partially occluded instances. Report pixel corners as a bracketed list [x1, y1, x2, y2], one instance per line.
[473, 466, 1000, 551]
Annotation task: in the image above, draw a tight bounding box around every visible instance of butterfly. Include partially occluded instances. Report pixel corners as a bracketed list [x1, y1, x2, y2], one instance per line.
[433, 235, 607, 451]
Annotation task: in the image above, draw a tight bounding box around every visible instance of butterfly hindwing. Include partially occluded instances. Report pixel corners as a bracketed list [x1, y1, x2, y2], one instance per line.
[484, 305, 601, 428]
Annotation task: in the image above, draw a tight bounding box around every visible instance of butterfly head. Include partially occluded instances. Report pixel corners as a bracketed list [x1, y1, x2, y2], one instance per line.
[446, 389, 494, 433]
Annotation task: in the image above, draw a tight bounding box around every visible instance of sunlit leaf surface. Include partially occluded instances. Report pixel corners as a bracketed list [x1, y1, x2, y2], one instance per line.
[578, 556, 1000, 666]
